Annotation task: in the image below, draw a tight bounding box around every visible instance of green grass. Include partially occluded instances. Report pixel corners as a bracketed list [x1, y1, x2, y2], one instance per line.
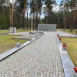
[0, 30, 9, 33]
[60, 29, 76, 34]
[62, 37, 77, 66]
[16, 29, 32, 32]
[0, 35, 28, 54]
[0, 29, 33, 33]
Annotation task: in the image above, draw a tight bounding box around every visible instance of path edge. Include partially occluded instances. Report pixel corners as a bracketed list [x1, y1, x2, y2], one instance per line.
[0, 34, 44, 61]
[56, 37, 75, 77]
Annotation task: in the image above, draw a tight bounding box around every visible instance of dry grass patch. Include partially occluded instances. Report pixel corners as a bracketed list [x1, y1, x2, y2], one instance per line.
[62, 37, 77, 66]
[0, 30, 9, 33]
[16, 29, 32, 32]
[61, 29, 76, 34]
[0, 29, 33, 33]
[0, 35, 28, 54]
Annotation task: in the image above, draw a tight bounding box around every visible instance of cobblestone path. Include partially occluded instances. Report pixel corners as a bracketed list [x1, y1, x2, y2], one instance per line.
[0, 32, 64, 77]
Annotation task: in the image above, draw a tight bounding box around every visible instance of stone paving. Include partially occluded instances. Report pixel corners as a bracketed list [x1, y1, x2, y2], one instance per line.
[9, 31, 41, 39]
[0, 32, 64, 77]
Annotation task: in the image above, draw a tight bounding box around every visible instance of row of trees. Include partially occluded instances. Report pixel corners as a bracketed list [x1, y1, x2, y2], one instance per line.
[58, 0, 77, 32]
[0, 0, 77, 31]
[0, 0, 57, 30]
[42, 0, 77, 32]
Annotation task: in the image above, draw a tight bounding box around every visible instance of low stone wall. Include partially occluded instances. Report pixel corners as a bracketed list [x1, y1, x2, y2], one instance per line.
[57, 36, 75, 77]
[38, 24, 57, 31]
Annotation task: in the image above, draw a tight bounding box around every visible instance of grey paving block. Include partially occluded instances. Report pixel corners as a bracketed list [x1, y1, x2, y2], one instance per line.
[0, 32, 64, 77]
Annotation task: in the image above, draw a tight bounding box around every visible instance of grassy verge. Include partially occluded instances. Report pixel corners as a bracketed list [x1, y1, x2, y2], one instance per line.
[16, 29, 32, 32]
[0, 29, 33, 33]
[61, 37, 77, 66]
[60, 29, 76, 34]
[0, 35, 28, 54]
[0, 30, 9, 33]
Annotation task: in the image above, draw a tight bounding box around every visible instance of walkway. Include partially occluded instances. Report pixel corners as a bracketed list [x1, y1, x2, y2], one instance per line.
[0, 32, 64, 77]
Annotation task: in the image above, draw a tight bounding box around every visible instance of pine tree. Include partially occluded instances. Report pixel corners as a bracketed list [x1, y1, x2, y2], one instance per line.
[45, 0, 55, 24]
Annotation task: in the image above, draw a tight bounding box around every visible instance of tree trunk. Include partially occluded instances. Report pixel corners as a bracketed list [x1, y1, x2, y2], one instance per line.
[45, 16, 46, 24]
[39, 15, 40, 24]
[15, 0, 17, 22]
[33, 12, 34, 29]
[11, 0, 14, 27]
[30, 17, 31, 29]
[6, 0, 9, 26]
[64, 14, 66, 31]
[0, 0, 2, 14]
[9, 0, 12, 27]
[23, 0, 26, 29]
[69, 15, 71, 29]
[0, 0, 2, 30]
[27, 9, 28, 29]
[35, 0, 38, 29]
[48, 9, 50, 24]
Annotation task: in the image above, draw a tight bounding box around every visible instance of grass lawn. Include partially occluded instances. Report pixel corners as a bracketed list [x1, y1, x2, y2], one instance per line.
[0, 29, 32, 33]
[60, 29, 76, 34]
[61, 37, 77, 66]
[0, 30, 9, 33]
[17, 29, 32, 32]
[0, 35, 28, 54]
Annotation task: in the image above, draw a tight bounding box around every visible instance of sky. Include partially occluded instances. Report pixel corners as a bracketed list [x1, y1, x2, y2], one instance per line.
[56, 0, 62, 5]
[40, 0, 62, 19]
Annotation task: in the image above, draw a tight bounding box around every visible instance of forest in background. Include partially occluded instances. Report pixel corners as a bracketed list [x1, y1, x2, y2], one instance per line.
[0, 0, 77, 32]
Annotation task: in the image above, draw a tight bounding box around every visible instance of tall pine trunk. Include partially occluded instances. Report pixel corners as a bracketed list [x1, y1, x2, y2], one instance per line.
[15, 0, 17, 23]
[0, 0, 2, 30]
[23, 0, 26, 29]
[33, 12, 34, 29]
[11, 0, 14, 27]
[35, 0, 38, 29]
[9, 0, 12, 27]
[48, 9, 50, 24]
[27, 9, 28, 29]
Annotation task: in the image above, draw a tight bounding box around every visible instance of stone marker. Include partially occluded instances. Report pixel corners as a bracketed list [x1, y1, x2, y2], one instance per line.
[13, 27, 16, 33]
[16, 41, 20, 47]
[59, 37, 61, 42]
[62, 43, 66, 50]
[30, 36, 32, 41]
[9, 27, 16, 33]
[9, 27, 14, 33]
[35, 35, 37, 38]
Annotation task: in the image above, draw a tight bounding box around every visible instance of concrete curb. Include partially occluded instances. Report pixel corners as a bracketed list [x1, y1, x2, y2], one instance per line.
[56, 37, 75, 77]
[61, 31, 77, 37]
[0, 33, 8, 35]
[0, 34, 43, 61]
